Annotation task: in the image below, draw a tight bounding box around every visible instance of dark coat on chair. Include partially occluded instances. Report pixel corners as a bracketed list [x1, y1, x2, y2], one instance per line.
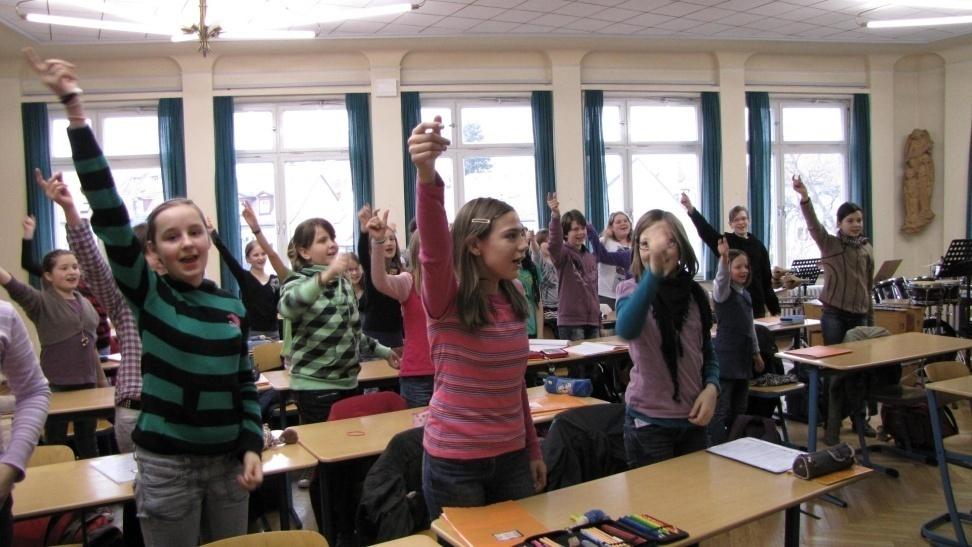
[355, 427, 428, 544]
[542, 403, 627, 491]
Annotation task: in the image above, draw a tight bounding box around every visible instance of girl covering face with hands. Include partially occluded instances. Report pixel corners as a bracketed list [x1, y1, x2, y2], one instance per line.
[614, 210, 720, 467]
[410, 115, 546, 519]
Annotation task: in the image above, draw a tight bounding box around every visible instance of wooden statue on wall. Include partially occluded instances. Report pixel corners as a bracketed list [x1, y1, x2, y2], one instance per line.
[901, 129, 935, 234]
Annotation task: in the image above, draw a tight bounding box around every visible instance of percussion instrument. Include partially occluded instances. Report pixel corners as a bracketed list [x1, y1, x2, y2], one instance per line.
[908, 277, 962, 305]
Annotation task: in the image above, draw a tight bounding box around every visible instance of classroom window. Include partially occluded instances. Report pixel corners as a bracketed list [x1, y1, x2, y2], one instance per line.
[766, 99, 850, 267]
[233, 101, 353, 258]
[48, 110, 163, 250]
[420, 98, 538, 230]
[603, 96, 703, 265]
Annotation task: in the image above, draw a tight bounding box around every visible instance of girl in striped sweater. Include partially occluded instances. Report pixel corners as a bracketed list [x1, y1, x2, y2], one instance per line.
[409, 116, 546, 519]
[26, 50, 263, 547]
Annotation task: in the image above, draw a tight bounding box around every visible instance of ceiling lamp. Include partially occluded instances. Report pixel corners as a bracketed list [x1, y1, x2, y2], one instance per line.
[19, 0, 419, 56]
[863, 0, 972, 29]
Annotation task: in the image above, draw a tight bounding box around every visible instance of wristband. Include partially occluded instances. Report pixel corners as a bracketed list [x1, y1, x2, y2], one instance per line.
[252, 229, 261, 235]
[800, 197, 810, 204]
[59, 92, 79, 104]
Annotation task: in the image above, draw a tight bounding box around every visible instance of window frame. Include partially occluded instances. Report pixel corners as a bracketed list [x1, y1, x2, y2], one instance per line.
[602, 95, 704, 219]
[233, 99, 353, 255]
[419, 96, 538, 228]
[768, 96, 851, 267]
[49, 105, 162, 250]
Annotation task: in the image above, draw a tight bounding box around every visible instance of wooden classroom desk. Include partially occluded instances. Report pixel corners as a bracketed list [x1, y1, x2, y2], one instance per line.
[921, 375, 972, 546]
[262, 358, 399, 393]
[432, 450, 871, 547]
[48, 386, 115, 417]
[295, 385, 607, 543]
[778, 332, 972, 451]
[12, 453, 133, 520]
[13, 443, 318, 530]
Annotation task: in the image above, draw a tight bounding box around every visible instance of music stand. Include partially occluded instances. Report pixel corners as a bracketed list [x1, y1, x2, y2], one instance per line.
[938, 239, 972, 337]
[790, 258, 822, 286]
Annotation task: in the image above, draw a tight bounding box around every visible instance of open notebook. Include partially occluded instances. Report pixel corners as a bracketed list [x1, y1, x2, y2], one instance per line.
[707, 437, 806, 474]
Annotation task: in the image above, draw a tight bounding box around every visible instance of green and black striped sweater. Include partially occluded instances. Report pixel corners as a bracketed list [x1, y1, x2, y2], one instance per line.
[69, 126, 263, 457]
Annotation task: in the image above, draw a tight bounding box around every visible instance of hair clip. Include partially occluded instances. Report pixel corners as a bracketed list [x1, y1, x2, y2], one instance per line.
[471, 218, 491, 224]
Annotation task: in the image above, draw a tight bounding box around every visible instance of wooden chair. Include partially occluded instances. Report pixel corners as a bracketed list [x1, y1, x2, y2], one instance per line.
[253, 341, 285, 373]
[27, 445, 74, 467]
[924, 360, 970, 383]
[200, 530, 328, 547]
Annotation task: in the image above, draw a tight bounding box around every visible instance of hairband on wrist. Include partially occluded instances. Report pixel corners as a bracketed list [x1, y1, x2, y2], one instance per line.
[59, 92, 80, 105]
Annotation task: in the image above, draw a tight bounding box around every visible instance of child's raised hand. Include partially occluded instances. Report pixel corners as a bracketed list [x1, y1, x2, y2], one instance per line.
[791, 174, 808, 199]
[34, 169, 73, 209]
[21, 215, 36, 240]
[679, 192, 693, 213]
[644, 222, 676, 277]
[205, 216, 216, 233]
[408, 115, 450, 183]
[329, 253, 351, 277]
[241, 200, 260, 232]
[23, 48, 82, 97]
[717, 237, 729, 264]
[357, 203, 373, 230]
[366, 209, 390, 240]
[546, 192, 560, 215]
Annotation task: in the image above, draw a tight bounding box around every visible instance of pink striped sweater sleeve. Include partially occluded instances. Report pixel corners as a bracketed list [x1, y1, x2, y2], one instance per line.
[417, 174, 458, 319]
[370, 239, 413, 303]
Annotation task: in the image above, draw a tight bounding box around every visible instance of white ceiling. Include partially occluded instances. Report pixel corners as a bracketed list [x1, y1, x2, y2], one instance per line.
[1, 0, 970, 46]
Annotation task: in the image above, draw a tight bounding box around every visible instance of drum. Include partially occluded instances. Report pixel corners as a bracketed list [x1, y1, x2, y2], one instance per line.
[908, 278, 946, 305]
[875, 277, 907, 302]
[939, 279, 961, 304]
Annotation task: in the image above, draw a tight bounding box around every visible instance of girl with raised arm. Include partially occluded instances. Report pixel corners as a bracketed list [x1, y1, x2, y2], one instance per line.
[410, 116, 545, 518]
[365, 210, 434, 407]
[26, 48, 263, 546]
[680, 193, 780, 318]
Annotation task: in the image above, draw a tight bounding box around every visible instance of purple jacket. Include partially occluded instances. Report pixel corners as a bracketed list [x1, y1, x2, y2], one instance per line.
[548, 214, 600, 327]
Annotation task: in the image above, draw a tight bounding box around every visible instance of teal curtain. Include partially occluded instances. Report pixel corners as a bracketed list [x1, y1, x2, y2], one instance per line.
[22, 103, 54, 288]
[401, 91, 421, 228]
[213, 96, 241, 296]
[346, 93, 373, 242]
[532, 91, 557, 228]
[746, 92, 772, 245]
[700, 92, 722, 279]
[849, 94, 873, 241]
[583, 90, 607, 230]
[158, 98, 187, 199]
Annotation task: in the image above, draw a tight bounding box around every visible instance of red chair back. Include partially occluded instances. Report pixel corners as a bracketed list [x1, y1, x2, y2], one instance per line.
[328, 391, 407, 421]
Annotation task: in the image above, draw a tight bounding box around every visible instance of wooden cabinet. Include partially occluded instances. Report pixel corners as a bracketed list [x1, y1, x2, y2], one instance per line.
[803, 300, 925, 345]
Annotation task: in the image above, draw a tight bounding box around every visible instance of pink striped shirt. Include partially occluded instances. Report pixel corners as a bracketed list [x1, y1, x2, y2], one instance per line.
[417, 176, 540, 461]
[369, 243, 434, 377]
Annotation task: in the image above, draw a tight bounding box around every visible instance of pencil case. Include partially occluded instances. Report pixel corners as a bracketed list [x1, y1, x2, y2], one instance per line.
[792, 442, 854, 480]
[544, 376, 593, 397]
[517, 515, 689, 546]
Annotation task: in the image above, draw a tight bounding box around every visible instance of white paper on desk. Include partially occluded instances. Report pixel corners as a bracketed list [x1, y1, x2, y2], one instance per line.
[529, 339, 570, 351]
[565, 342, 619, 356]
[707, 437, 806, 474]
[92, 453, 137, 484]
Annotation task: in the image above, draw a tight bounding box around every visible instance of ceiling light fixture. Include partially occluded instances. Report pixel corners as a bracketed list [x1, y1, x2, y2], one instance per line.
[19, 0, 420, 56]
[879, 0, 972, 8]
[866, 15, 972, 28]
